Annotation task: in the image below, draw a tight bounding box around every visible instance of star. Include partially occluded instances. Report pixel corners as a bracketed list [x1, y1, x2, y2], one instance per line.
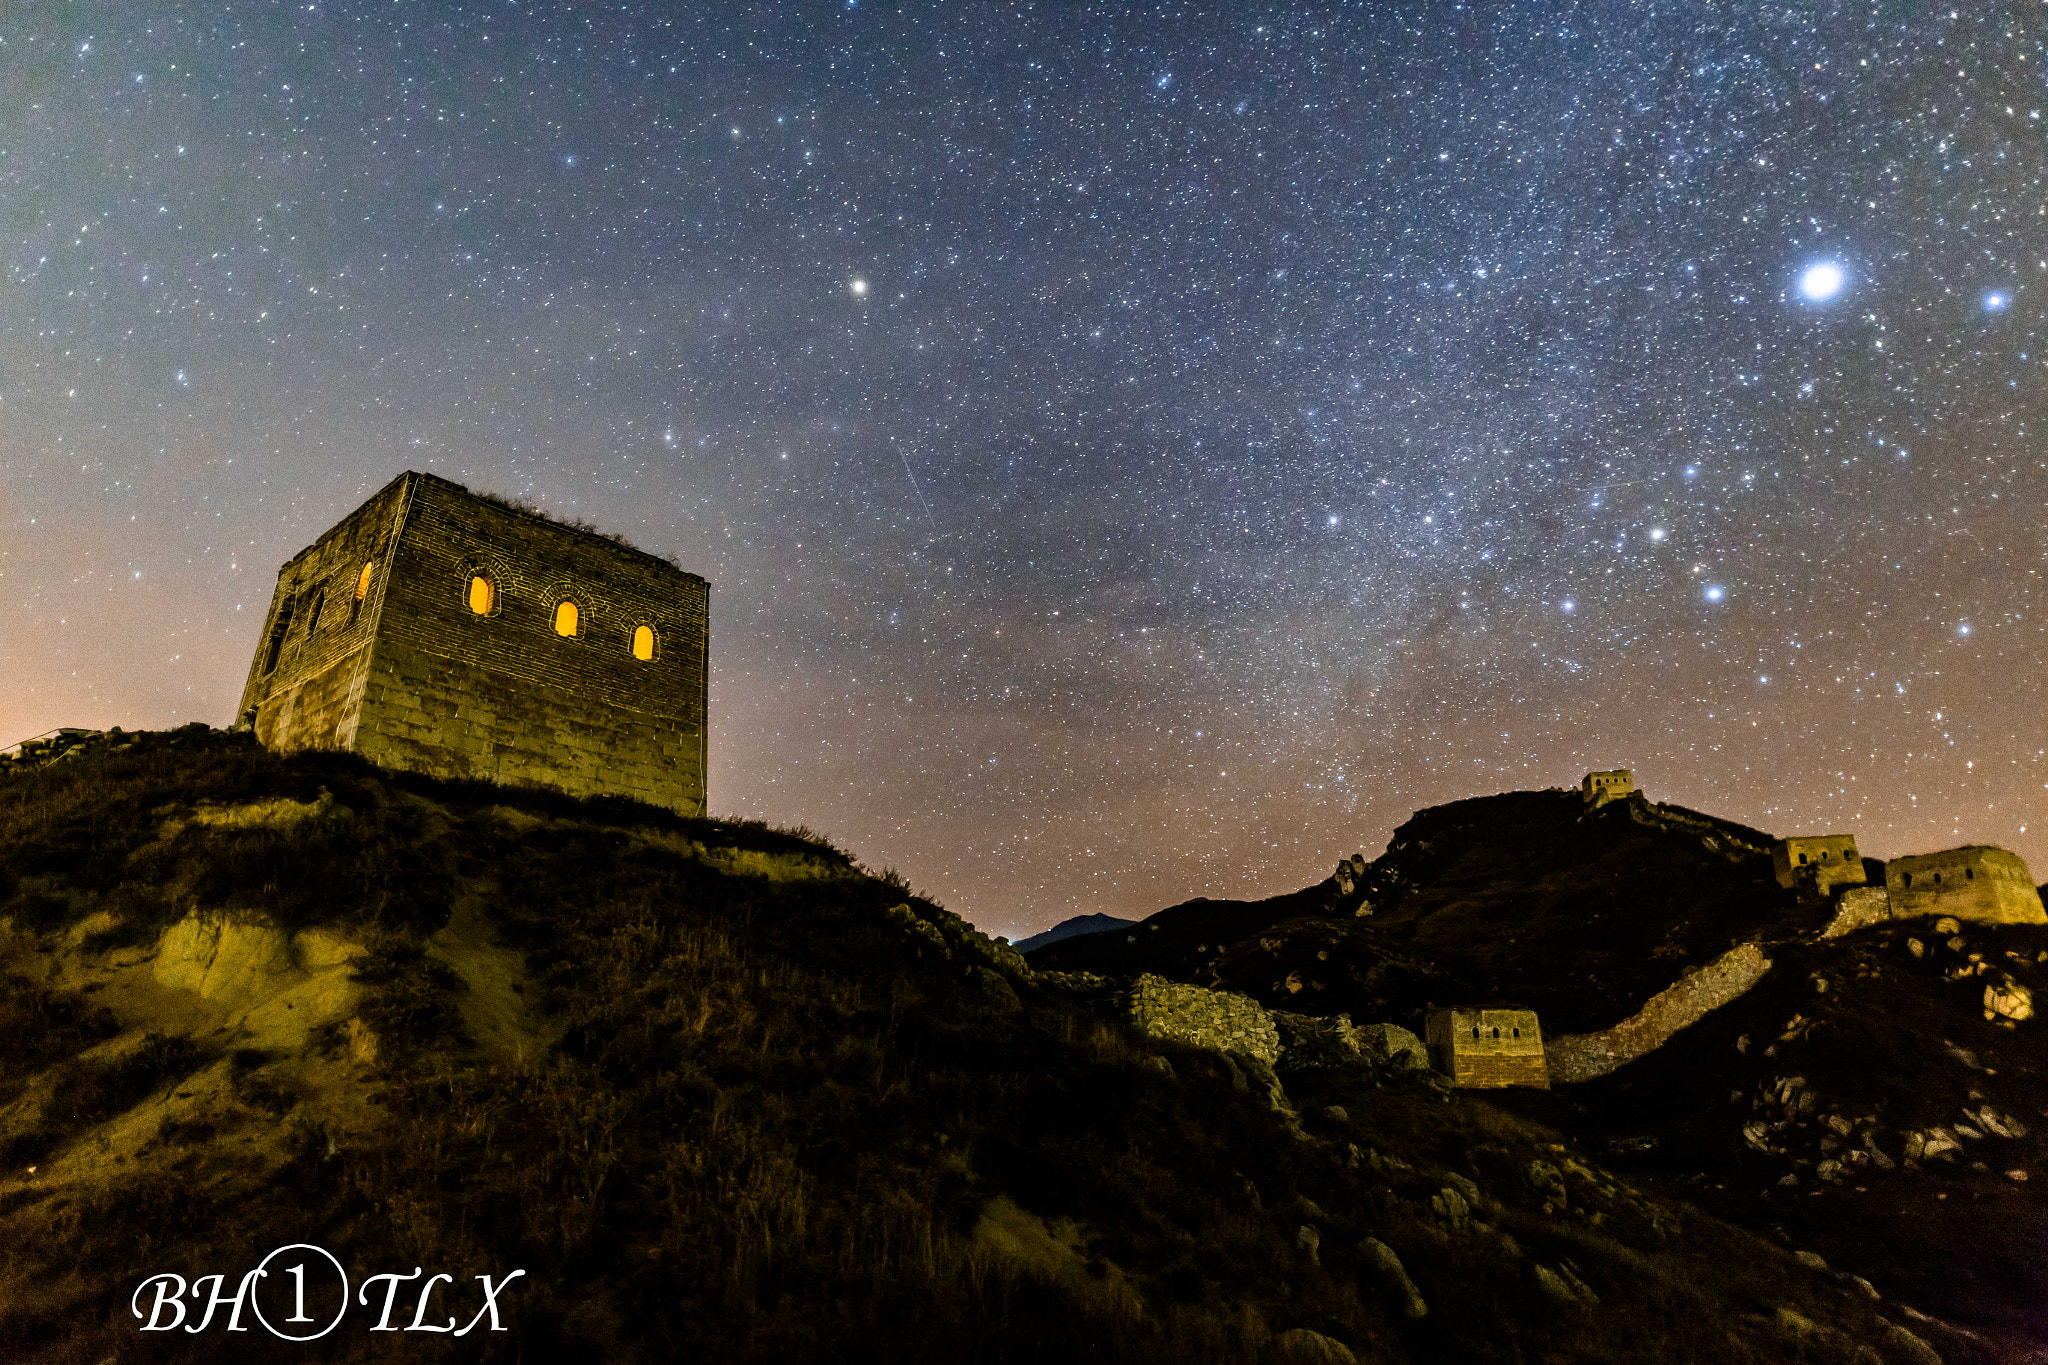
[1798, 262, 1846, 301]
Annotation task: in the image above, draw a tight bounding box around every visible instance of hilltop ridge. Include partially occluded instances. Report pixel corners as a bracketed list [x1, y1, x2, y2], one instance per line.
[0, 729, 1947, 1363]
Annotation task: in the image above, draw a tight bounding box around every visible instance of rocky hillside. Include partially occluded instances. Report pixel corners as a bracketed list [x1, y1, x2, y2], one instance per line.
[0, 731, 1942, 1363]
[1030, 782, 2048, 1362]
[1029, 788, 1827, 1033]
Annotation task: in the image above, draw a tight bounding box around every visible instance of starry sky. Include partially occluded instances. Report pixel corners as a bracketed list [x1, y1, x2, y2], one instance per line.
[4, 2, 2045, 938]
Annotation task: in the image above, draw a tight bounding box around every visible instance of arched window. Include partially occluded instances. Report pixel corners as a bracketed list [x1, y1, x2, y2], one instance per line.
[1471, 1025, 1480, 1040]
[1511, 1026, 1521, 1038]
[1492, 1027, 1501, 1039]
[355, 561, 375, 601]
[632, 623, 656, 661]
[1901, 873, 1913, 888]
[554, 600, 580, 637]
[1966, 867, 1975, 880]
[467, 575, 495, 616]
[1799, 853, 1809, 864]
[1934, 872, 1943, 884]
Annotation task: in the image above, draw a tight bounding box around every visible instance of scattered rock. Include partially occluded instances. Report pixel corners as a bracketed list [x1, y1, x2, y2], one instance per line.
[1353, 1022, 1429, 1072]
[1984, 976, 2033, 1022]
[2007, 1169, 2029, 1183]
[1527, 1159, 1568, 1208]
[1274, 1327, 1357, 1365]
[1881, 1321, 1944, 1365]
[1429, 1187, 1471, 1231]
[1358, 1238, 1428, 1320]
[1320, 1105, 1350, 1125]
[1794, 1250, 1828, 1271]
[1532, 1264, 1598, 1309]
[1934, 917, 1962, 936]
[970, 966, 1023, 1014]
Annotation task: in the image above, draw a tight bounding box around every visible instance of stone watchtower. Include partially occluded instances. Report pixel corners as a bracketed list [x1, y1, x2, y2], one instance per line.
[236, 472, 708, 815]
[1581, 769, 1633, 808]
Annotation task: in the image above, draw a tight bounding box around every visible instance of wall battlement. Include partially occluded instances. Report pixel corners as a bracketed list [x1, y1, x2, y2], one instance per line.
[236, 472, 708, 815]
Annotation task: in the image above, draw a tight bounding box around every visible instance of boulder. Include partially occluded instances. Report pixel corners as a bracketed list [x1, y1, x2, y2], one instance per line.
[1358, 1238, 1427, 1320]
[1984, 976, 2033, 1022]
[1353, 1022, 1428, 1071]
[1274, 1328, 1357, 1365]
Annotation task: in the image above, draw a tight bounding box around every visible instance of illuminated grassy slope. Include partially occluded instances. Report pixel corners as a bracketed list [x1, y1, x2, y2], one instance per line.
[0, 730, 1930, 1363]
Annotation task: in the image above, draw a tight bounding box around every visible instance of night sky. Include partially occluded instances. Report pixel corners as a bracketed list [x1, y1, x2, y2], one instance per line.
[4, 3, 2044, 938]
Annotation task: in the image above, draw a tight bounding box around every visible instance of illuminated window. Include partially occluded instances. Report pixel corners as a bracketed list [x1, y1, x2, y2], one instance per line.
[632, 624, 656, 660]
[554, 600, 580, 637]
[355, 561, 374, 601]
[467, 575, 495, 616]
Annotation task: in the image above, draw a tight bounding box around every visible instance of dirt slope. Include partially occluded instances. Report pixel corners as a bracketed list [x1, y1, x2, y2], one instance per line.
[0, 731, 1939, 1363]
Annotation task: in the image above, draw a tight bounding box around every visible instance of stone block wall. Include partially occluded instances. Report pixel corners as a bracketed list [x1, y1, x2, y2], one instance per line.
[1885, 846, 2045, 925]
[1424, 1007, 1548, 1088]
[1544, 941, 1772, 1083]
[238, 478, 410, 753]
[239, 472, 709, 816]
[1125, 974, 1281, 1065]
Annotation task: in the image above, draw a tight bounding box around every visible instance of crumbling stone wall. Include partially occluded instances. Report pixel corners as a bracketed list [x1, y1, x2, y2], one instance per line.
[1125, 974, 1281, 1065]
[1885, 846, 2045, 926]
[239, 473, 709, 816]
[1545, 941, 1772, 1083]
[1820, 886, 1893, 938]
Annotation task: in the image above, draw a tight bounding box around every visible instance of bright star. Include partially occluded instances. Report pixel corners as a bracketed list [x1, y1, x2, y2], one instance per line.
[1985, 293, 2007, 311]
[1561, 600, 1575, 613]
[1704, 585, 1725, 603]
[1649, 527, 1666, 541]
[849, 278, 869, 296]
[1798, 262, 1845, 301]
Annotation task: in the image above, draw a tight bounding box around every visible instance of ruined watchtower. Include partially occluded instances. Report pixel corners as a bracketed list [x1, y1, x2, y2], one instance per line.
[1581, 769, 1633, 808]
[1885, 847, 2045, 925]
[1424, 1007, 1549, 1089]
[236, 472, 708, 815]
[1774, 835, 1868, 896]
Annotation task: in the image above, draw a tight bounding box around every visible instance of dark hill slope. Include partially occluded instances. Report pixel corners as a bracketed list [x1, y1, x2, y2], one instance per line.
[1490, 917, 2048, 1360]
[1032, 790, 1822, 1033]
[0, 732, 1930, 1364]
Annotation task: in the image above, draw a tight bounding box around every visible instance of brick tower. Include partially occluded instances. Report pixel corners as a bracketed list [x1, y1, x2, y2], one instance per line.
[236, 472, 708, 815]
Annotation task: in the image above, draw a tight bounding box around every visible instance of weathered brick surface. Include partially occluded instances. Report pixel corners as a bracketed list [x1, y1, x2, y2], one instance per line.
[237, 472, 708, 815]
[1424, 1007, 1549, 1089]
[1885, 846, 2045, 925]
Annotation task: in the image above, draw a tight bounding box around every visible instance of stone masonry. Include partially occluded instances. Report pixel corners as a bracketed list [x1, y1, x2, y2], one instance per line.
[1884, 846, 2045, 925]
[1126, 974, 1282, 1065]
[1581, 769, 1633, 808]
[1424, 1007, 1549, 1088]
[236, 472, 708, 815]
[1544, 941, 1772, 1084]
[1774, 834, 1867, 895]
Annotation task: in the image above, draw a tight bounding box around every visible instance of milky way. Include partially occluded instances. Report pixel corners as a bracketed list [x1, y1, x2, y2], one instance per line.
[4, 3, 2044, 937]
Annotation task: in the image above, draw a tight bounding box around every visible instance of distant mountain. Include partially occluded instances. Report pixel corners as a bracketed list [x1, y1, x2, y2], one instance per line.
[1012, 911, 1135, 954]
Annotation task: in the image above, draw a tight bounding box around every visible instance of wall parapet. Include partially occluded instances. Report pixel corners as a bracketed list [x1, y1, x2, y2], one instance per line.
[1546, 941, 1773, 1084]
